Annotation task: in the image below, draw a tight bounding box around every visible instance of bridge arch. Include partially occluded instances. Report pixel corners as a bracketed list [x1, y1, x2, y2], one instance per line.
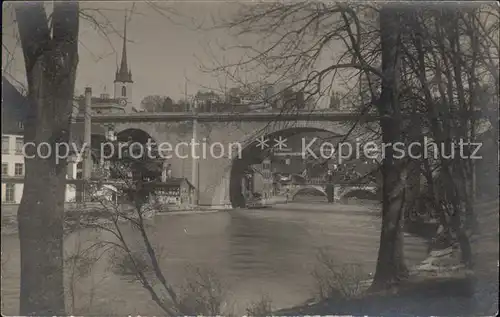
[228, 120, 371, 158]
[290, 185, 327, 200]
[108, 128, 161, 181]
[116, 128, 157, 144]
[338, 186, 378, 201]
[112, 121, 190, 146]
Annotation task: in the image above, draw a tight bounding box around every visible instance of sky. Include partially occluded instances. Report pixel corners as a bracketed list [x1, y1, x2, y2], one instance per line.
[2, 2, 252, 107]
[2, 1, 348, 109]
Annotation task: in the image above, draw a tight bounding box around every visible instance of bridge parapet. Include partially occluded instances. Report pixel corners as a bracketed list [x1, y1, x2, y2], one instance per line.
[77, 111, 380, 123]
[77, 109, 486, 124]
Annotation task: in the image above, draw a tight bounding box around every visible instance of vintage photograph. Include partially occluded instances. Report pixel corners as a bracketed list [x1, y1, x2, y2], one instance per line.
[1, 1, 498, 316]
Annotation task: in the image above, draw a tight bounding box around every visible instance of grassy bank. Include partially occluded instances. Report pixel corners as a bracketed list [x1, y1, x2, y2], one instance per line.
[275, 275, 494, 316]
[274, 199, 499, 316]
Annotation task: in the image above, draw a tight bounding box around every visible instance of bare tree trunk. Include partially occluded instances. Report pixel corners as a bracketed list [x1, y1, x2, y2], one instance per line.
[370, 6, 409, 290]
[405, 158, 421, 221]
[15, 2, 79, 315]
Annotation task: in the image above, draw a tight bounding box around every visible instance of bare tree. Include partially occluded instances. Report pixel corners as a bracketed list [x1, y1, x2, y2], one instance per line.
[141, 95, 168, 112]
[14, 2, 79, 314]
[66, 140, 230, 316]
[396, 3, 499, 266]
[141, 95, 188, 112]
[368, 5, 410, 289]
[206, 1, 498, 287]
[205, 1, 413, 288]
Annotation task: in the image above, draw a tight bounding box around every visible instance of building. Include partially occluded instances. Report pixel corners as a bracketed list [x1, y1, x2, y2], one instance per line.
[1, 77, 79, 204]
[263, 84, 275, 105]
[330, 92, 342, 110]
[2, 77, 28, 204]
[358, 66, 380, 108]
[1, 76, 163, 205]
[147, 178, 195, 210]
[194, 90, 223, 112]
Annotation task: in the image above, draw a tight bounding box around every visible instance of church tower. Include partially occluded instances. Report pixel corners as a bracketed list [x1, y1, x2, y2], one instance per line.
[114, 13, 133, 111]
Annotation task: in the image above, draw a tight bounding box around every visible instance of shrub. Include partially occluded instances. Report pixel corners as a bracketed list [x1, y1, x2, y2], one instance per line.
[108, 247, 154, 277]
[245, 294, 273, 316]
[311, 249, 367, 300]
[177, 266, 226, 315]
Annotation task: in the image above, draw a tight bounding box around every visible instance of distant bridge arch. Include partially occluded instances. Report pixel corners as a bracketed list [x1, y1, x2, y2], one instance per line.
[338, 185, 378, 201]
[289, 185, 327, 200]
[228, 124, 352, 208]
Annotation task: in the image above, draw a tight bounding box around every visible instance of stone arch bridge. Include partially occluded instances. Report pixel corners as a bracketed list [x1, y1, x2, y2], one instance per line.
[75, 111, 379, 207]
[288, 184, 378, 201]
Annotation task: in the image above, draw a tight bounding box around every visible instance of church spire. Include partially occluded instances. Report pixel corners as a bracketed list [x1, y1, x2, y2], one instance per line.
[115, 12, 132, 83]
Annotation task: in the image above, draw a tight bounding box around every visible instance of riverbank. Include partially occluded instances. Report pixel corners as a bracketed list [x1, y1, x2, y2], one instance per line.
[276, 276, 490, 316]
[0, 203, 231, 236]
[274, 199, 499, 316]
[274, 200, 380, 212]
[276, 267, 497, 316]
[276, 246, 497, 315]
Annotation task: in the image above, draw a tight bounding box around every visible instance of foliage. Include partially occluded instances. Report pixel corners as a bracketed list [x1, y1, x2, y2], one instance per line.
[64, 232, 102, 314]
[67, 147, 232, 315]
[108, 247, 155, 277]
[177, 266, 226, 315]
[245, 294, 274, 317]
[141, 95, 188, 112]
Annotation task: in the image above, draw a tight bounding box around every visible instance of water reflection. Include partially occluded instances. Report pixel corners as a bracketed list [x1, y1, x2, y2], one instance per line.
[227, 210, 310, 276]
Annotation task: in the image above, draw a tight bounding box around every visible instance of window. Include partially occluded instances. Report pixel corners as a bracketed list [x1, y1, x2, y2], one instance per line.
[121, 86, 126, 97]
[2, 136, 9, 153]
[18, 121, 24, 129]
[15, 137, 23, 154]
[2, 163, 8, 175]
[4, 183, 15, 203]
[76, 162, 83, 179]
[14, 163, 23, 176]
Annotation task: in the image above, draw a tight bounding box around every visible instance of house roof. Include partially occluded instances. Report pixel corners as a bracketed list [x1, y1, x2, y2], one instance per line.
[2, 77, 30, 135]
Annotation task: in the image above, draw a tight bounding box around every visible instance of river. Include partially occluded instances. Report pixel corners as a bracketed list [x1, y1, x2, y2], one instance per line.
[1, 202, 429, 315]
